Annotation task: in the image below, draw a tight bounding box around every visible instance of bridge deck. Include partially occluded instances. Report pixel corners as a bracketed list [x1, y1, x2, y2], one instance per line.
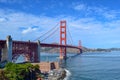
[0, 40, 81, 50]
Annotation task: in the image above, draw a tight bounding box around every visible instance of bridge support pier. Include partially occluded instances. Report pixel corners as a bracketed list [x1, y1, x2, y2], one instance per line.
[6, 35, 12, 62]
[1, 35, 13, 62]
[37, 40, 40, 62]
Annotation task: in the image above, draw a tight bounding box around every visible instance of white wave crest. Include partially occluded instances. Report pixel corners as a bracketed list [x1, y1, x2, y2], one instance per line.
[64, 69, 71, 80]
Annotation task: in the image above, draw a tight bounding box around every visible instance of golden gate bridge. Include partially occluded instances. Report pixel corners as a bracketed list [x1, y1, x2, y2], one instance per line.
[0, 20, 82, 63]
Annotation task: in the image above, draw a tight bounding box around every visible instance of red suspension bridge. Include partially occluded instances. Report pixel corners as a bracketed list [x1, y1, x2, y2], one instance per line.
[0, 20, 82, 63]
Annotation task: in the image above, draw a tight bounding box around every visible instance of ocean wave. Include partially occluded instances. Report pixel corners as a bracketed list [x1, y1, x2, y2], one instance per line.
[64, 69, 71, 80]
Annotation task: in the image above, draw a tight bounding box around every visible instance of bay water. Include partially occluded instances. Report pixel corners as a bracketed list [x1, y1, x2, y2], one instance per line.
[17, 51, 120, 80]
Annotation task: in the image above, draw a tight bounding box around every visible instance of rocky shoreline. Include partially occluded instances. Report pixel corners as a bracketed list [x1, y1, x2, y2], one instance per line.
[48, 68, 66, 80]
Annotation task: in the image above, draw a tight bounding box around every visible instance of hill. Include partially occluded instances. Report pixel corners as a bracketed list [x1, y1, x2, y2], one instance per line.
[41, 47, 120, 53]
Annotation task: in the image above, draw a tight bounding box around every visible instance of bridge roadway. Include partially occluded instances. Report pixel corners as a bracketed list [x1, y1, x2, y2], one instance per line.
[0, 40, 81, 49]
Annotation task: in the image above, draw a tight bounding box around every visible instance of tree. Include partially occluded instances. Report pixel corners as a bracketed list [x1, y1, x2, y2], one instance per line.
[0, 69, 8, 80]
[3, 62, 41, 80]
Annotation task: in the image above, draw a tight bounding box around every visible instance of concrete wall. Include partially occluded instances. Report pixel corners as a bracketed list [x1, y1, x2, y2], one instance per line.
[32, 62, 60, 73]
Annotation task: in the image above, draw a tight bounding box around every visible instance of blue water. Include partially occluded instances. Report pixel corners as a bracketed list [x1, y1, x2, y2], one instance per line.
[67, 52, 120, 80]
[17, 51, 120, 80]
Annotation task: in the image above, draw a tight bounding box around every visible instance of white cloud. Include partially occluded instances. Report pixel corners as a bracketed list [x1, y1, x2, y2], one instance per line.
[103, 12, 116, 19]
[73, 3, 120, 19]
[22, 27, 37, 34]
[93, 7, 119, 19]
[73, 4, 86, 11]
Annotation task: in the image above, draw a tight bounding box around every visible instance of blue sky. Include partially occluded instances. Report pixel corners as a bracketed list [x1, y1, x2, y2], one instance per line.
[0, 0, 120, 48]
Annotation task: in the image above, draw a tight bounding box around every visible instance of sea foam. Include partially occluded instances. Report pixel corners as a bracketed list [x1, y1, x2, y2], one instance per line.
[64, 69, 71, 80]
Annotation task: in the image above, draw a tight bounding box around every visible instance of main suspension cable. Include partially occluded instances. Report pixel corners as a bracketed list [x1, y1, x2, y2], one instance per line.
[41, 27, 59, 42]
[33, 23, 59, 41]
[67, 24, 73, 45]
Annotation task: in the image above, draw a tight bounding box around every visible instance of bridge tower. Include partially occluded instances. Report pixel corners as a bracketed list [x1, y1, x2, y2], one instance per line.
[79, 40, 82, 53]
[60, 20, 67, 60]
[79, 40, 81, 48]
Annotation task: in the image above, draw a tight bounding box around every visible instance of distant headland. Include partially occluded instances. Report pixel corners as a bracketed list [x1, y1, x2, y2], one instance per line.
[41, 47, 120, 53]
